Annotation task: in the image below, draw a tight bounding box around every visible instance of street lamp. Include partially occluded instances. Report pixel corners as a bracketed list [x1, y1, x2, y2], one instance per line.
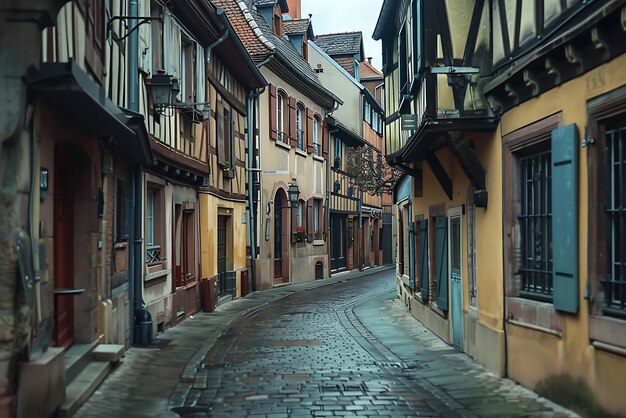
[288, 181, 300, 208]
[146, 70, 174, 109]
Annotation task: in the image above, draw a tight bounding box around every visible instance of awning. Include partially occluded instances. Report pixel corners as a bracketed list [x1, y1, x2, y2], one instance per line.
[28, 61, 155, 165]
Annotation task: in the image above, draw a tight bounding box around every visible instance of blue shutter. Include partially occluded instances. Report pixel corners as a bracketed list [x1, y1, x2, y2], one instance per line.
[419, 220, 429, 300]
[551, 124, 579, 313]
[435, 216, 448, 310]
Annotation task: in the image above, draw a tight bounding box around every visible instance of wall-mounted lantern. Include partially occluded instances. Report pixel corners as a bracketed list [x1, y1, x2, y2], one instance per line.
[146, 70, 210, 120]
[288, 181, 300, 208]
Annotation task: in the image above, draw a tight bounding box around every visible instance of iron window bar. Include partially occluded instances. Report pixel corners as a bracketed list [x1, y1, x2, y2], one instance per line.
[296, 129, 304, 150]
[603, 126, 626, 316]
[518, 149, 553, 300]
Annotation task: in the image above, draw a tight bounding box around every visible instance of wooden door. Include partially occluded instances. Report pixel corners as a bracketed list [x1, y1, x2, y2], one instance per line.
[53, 146, 75, 347]
[183, 210, 196, 285]
[217, 215, 227, 293]
[273, 197, 283, 279]
[448, 207, 464, 350]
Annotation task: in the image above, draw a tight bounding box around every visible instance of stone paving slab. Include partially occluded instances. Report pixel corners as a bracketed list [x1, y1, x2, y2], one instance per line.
[75, 267, 579, 418]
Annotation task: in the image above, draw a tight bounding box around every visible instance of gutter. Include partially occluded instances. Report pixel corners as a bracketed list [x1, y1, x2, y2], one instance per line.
[213, 8, 267, 88]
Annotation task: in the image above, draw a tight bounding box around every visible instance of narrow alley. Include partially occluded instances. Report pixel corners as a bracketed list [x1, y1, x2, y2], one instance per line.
[76, 269, 576, 418]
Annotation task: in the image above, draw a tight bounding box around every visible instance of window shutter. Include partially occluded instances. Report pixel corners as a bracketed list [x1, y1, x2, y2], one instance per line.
[322, 118, 329, 159]
[216, 100, 225, 164]
[288, 97, 297, 147]
[290, 204, 297, 243]
[435, 216, 448, 311]
[319, 201, 325, 240]
[307, 197, 314, 241]
[306, 108, 314, 154]
[419, 220, 429, 301]
[269, 84, 277, 140]
[552, 124, 579, 313]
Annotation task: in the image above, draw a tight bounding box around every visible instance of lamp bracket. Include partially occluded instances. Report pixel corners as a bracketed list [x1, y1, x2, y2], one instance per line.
[107, 16, 162, 42]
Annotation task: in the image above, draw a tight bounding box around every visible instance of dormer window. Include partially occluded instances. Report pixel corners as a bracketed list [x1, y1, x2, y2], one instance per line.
[273, 6, 282, 36]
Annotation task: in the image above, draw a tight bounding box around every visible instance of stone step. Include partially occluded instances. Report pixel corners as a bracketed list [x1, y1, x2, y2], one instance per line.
[64, 341, 98, 384]
[92, 344, 125, 363]
[58, 361, 111, 418]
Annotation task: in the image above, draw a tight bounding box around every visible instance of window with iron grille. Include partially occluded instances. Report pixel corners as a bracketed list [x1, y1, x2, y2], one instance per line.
[518, 147, 553, 301]
[604, 124, 626, 317]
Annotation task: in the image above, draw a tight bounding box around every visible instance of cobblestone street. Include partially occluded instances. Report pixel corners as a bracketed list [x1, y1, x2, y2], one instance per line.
[76, 269, 577, 418]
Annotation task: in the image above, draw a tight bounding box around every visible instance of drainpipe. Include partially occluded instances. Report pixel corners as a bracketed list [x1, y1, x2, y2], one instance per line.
[358, 189, 363, 270]
[128, 0, 144, 345]
[205, 29, 228, 63]
[246, 86, 264, 291]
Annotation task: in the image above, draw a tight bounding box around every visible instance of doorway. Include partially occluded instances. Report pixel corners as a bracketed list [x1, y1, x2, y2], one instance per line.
[448, 206, 464, 350]
[217, 215, 228, 294]
[273, 189, 289, 284]
[330, 214, 347, 271]
[53, 145, 75, 347]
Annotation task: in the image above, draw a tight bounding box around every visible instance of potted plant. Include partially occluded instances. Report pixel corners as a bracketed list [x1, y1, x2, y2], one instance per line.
[295, 226, 306, 242]
[334, 156, 342, 169]
[333, 180, 341, 193]
[221, 160, 231, 171]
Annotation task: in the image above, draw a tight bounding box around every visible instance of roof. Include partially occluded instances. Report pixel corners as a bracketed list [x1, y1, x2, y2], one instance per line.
[359, 60, 383, 80]
[314, 32, 364, 58]
[373, 0, 399, 40]
[328, 115, 366, 148]
[283, 18, 312, 37]
[243, 0, 321, 85]
[211, 0, 273, 59]
[309, 40, 364, 90]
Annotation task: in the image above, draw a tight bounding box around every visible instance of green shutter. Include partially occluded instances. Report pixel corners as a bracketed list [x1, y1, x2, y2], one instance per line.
[435, 216, 448, 311]
[419, 220, 429, 301]
[551, 124, 579, 313]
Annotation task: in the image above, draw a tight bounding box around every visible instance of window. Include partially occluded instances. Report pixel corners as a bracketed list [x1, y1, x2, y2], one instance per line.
[219, 64, 231, 91]
[297, 200, 304, 228]
[313, 116, 321, 156]
[277, 92, 286, 143]
[313, 200, 321, 237]
[518, 146, 553, 300]
[354, 59, 360, 81]
[296, 105, 304, 150]
[216, 101, 233, 175]
[181, 37, 196, 103]
[334, 138, 342, 169]
[151, 1, 163, 71]
[146, 185, 164, 267]
[273, 6, 282, 36]
[603, 121, 626, 316]
[364, 101, 371, 125]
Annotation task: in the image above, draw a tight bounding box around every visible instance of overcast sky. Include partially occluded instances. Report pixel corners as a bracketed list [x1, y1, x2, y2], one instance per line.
[301, 0, 385, 70]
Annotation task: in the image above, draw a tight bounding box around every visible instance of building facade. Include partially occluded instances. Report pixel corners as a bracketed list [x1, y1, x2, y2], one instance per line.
[216, 0, 338, 289]
[376, 0, 626, 415]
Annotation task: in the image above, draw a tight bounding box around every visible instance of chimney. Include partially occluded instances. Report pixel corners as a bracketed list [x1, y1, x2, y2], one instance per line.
[286, 0, 301, 19]
[367, 57, 372, 64]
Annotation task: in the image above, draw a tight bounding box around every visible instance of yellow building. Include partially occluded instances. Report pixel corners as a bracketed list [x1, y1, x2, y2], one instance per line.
[376, 0, 626, 415]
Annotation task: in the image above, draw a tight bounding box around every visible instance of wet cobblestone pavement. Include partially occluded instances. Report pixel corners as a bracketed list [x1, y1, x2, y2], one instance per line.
[76, 268, 578, 418]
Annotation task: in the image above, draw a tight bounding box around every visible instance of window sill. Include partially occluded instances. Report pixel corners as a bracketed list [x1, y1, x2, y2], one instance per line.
[144, 268, 170, 286]
[506, 297, 562, 336]
[114, 242, 128, 250]
[589, 314, 626, 350]
[295, 149, 307, 158]
[313, 155, 324, 162]
[312, 239, 325, 246]
[275, 140, 291, 151]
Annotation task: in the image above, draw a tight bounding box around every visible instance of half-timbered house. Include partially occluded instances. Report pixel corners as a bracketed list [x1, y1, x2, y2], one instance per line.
[138, 0, 265, 323]
[376, 0, 626, 414]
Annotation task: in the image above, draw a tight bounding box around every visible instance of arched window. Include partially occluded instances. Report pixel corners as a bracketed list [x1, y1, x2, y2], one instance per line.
[296, 104, 305, 150]
[313, 115, 321, 156]
[277, 92, 285, 142]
